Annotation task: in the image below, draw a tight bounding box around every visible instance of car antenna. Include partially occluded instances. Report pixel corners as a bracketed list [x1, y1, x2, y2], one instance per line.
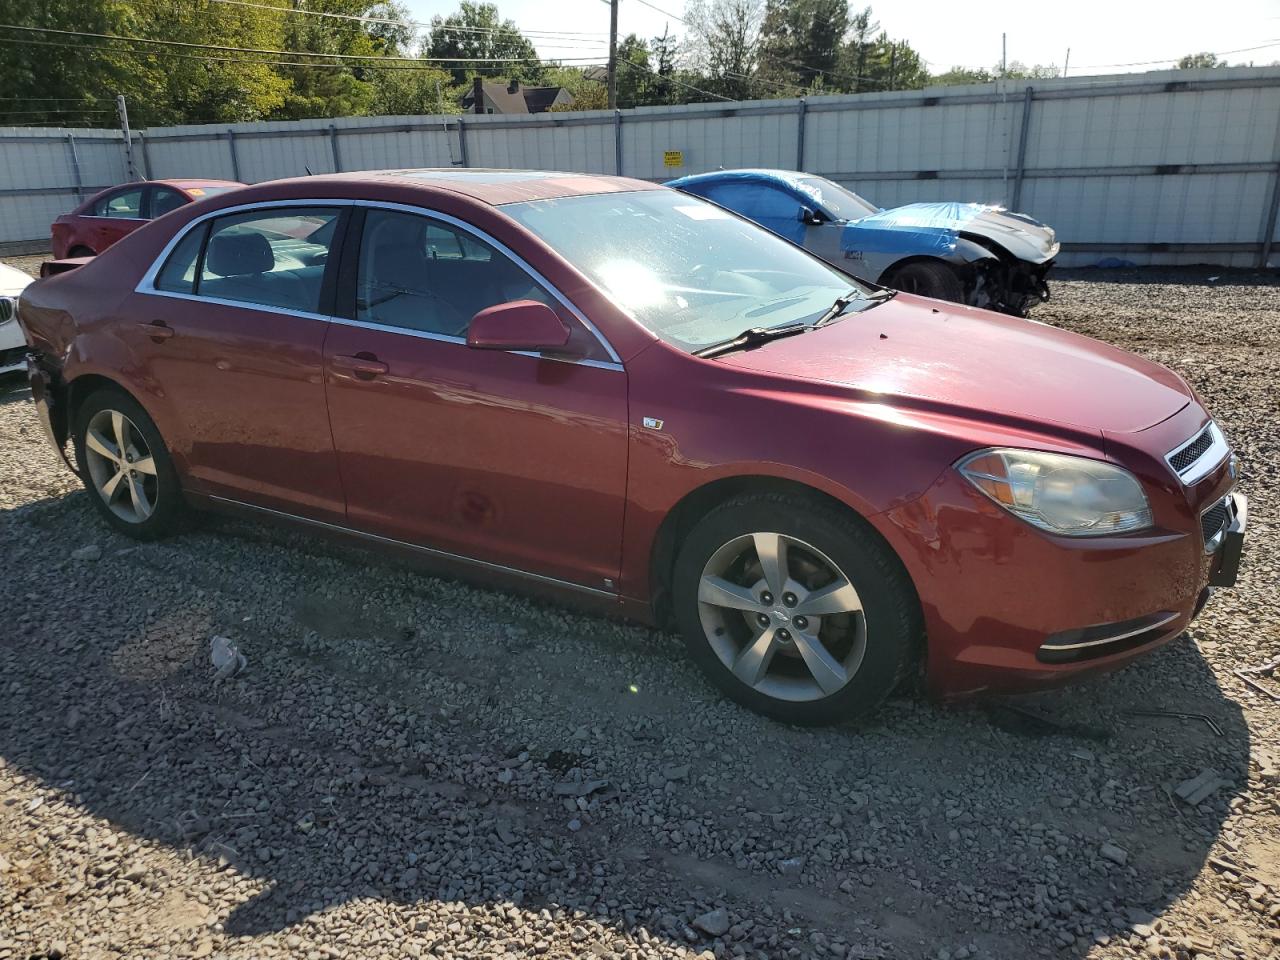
[304, 165, 313, 176]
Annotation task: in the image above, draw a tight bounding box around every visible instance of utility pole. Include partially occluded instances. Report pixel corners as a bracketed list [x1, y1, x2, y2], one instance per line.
[116, 94, 139, 180]
[888, 44, 897, 89]
[1063, 47, 1071, 78]
[1001, 33, 1007, 77]
[607, 0, 619, 110]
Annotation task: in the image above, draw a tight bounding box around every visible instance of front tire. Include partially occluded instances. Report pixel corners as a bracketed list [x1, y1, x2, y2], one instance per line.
[887, 260, 965, 304]
[671, 492, 921, 725]
[73, 387, 185, 540]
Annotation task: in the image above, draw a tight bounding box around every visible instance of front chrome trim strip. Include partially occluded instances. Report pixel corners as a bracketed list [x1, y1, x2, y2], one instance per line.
[132, 196, 623, 366]
[1039, 611, 1180, 653]
[1166, 421, 1230, 486]
[206, 495, 619, 599]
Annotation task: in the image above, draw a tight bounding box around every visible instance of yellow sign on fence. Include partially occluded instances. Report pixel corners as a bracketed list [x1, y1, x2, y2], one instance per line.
[663, 150, 684, 168]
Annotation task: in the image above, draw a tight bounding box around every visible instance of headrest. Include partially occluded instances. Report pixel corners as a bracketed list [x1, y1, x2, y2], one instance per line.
[206, 231, 273, 277]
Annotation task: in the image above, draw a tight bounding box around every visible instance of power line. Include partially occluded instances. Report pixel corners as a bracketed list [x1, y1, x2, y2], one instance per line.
[630, 0, 688, 23]
[0, 23, 605, 64]
[620, 56, 732, 101]
[1076, 40, 1280, 69]
[0, 36, 605, 73]
[207, 0, 609, 40]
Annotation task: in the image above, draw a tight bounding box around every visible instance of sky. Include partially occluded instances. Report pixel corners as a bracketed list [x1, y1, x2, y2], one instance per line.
[400, 0, 1280, 78]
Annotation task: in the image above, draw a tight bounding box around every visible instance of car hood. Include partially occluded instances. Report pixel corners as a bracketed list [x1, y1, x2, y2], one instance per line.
[717, 294, 1190, 434]
[0, 261, 33, 297]
[841, 202, 1060, 264]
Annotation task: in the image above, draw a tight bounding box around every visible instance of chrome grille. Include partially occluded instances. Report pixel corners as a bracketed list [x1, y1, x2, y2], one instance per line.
[1201, 498, 1229, 547]
[1166, 421, 1229, 485]
[1170, 427, 1213, 473]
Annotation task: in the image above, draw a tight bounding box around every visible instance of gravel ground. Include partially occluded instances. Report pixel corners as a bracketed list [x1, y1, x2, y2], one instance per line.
[1, 264, 1277, 960]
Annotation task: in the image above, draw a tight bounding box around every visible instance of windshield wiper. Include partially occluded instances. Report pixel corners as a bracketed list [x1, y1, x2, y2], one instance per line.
[694, 322, 810, 359]
[813, 288, 895, 327]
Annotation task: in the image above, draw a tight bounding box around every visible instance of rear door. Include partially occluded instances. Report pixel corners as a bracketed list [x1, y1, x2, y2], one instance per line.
[322, 205, 629, 591]
[87, 186, 147, 252]
[125, 203, 349, 521]
[148, 185, 190, 220]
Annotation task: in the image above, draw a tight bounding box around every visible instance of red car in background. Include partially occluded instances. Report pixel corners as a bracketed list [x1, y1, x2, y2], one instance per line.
[18, 170, 1246, 725]
[50, 179, 243, 259]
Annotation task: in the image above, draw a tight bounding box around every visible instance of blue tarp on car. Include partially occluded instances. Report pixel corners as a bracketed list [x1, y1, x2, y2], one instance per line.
[666, 170, 834, 244]
[840, 201, 997, 255]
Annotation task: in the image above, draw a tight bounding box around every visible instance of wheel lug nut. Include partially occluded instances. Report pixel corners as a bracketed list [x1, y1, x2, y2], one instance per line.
[760, 591, 773, 605]
[778, 628, 791, 641]
[756, 613, 770, 627]
[794, 616, 808, 630]
[783, 592, 797, 607]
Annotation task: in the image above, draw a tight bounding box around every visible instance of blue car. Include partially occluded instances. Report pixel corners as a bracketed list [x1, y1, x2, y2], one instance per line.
[667, 169, 1059, 316]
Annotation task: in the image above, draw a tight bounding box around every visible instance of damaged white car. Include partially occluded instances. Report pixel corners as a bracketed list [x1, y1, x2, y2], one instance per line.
[0, 261, 32, 375]
[667, 169, 1059, 316]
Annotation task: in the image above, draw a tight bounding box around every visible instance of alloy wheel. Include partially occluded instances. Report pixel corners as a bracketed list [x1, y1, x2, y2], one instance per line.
[696, 532, 866, 702]
[83, 408, 159, 523]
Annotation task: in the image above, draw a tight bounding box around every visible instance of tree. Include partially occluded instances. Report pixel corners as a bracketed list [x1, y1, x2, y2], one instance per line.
[542, 66, 609, 111]
[685, 0, 767, 99]
[929, 66, 995, 87]
[838, 5, 878, 92]
[758, 0, 849, 92]
[615, 34, 656, 106]
[1177, 52, 1225, 69]
[649, 26, 681, 104]
[425, 2, 543, 86]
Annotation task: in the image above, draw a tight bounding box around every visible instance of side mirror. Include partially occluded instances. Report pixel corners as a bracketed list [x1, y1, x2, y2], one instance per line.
[467, 299, 571, 353]
[799, 206, 823, 225]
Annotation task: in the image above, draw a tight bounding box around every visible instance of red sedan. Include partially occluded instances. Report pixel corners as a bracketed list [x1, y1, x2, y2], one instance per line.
[18, 170, 1245, 724]
[50, 178, 243, 259]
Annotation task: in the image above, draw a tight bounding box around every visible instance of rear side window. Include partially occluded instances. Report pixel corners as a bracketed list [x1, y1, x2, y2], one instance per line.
[150, 186, 188, 219]
[196, 208, 340, 312]
[154, 224, 206, 294]
[93, 188, 143, 218]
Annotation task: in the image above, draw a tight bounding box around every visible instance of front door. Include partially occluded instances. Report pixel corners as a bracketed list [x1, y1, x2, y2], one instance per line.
[323, 206, 629, 590]
[124, 204, 348, 521]
[87, 185, 147, 252]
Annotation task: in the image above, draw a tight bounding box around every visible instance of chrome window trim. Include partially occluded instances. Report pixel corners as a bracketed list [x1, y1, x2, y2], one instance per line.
[1165, 421, 1229, 486]
[207, 495, 617, 598]
[141, 288, 332, 323]
[133, 196, 623, 367]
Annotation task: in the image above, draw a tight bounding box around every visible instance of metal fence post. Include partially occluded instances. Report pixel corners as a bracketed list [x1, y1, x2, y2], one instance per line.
[65, 134, 84, 201]
[614, 110, 623, 176]
[225, 129, 241, 181]
[457, 116, 469, 168]
[139, 131, 153, 180]
[1258, 114, 1280, 268]
[796, 98, 807, 170]
[1010, 86, 1034, 210]
[328, 124, 342, 172]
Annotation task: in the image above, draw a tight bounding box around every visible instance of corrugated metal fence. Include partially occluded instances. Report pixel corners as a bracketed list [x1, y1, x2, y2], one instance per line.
[4, 65, 1280, 267]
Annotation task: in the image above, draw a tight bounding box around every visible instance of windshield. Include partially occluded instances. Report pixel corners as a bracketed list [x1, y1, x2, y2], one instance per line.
[502, 190, 867, 352]
[797, 177, 879, 221]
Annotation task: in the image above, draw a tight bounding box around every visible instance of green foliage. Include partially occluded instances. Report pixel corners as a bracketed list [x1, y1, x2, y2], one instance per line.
[1177, 52, 1225, 69]
[425, 1, 543, 86]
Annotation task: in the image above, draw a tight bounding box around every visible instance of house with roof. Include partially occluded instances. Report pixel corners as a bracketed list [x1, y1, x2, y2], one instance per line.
[462, 79, 575, 115]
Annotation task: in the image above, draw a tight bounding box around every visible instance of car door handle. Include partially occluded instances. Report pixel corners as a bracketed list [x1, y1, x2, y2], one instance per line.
[137, 320, 174, 341]
[331, 353, 388, 380]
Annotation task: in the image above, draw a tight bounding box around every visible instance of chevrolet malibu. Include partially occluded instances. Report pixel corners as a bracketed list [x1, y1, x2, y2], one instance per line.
[18, 170, 1246, 725]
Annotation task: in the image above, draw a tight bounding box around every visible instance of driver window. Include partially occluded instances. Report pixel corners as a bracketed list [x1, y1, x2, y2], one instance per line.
[356, 208, 551, 337]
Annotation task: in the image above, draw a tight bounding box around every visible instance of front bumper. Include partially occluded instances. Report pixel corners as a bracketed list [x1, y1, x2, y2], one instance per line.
[872, 464, 1244, 698]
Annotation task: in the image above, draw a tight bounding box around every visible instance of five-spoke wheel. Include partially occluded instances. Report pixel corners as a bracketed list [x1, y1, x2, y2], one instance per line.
[83, 408, 158, 523]
[674, 492, 921, 725]
[73, 387, 184, 539]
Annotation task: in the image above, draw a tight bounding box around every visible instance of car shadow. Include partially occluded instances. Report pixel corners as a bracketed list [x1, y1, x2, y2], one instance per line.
[0, 487, 1252, 959]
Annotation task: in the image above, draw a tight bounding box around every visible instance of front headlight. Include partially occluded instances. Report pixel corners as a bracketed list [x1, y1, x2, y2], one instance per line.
[957, 448, 1152, 536]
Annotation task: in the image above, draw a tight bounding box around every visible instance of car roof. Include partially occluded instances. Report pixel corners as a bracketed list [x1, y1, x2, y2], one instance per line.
[668, 169, 810, 189]
[158, 178, 245, 190]
[268, 168, 664, 206]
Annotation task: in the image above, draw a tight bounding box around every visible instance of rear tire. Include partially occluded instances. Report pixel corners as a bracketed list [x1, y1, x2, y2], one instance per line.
[72, 387, 185, 540]
[671, 492, 921, 726]
[887, 260, 964, 304]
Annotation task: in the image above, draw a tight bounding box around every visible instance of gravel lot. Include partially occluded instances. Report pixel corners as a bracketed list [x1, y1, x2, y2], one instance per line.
[1, 264, 1277, 960]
